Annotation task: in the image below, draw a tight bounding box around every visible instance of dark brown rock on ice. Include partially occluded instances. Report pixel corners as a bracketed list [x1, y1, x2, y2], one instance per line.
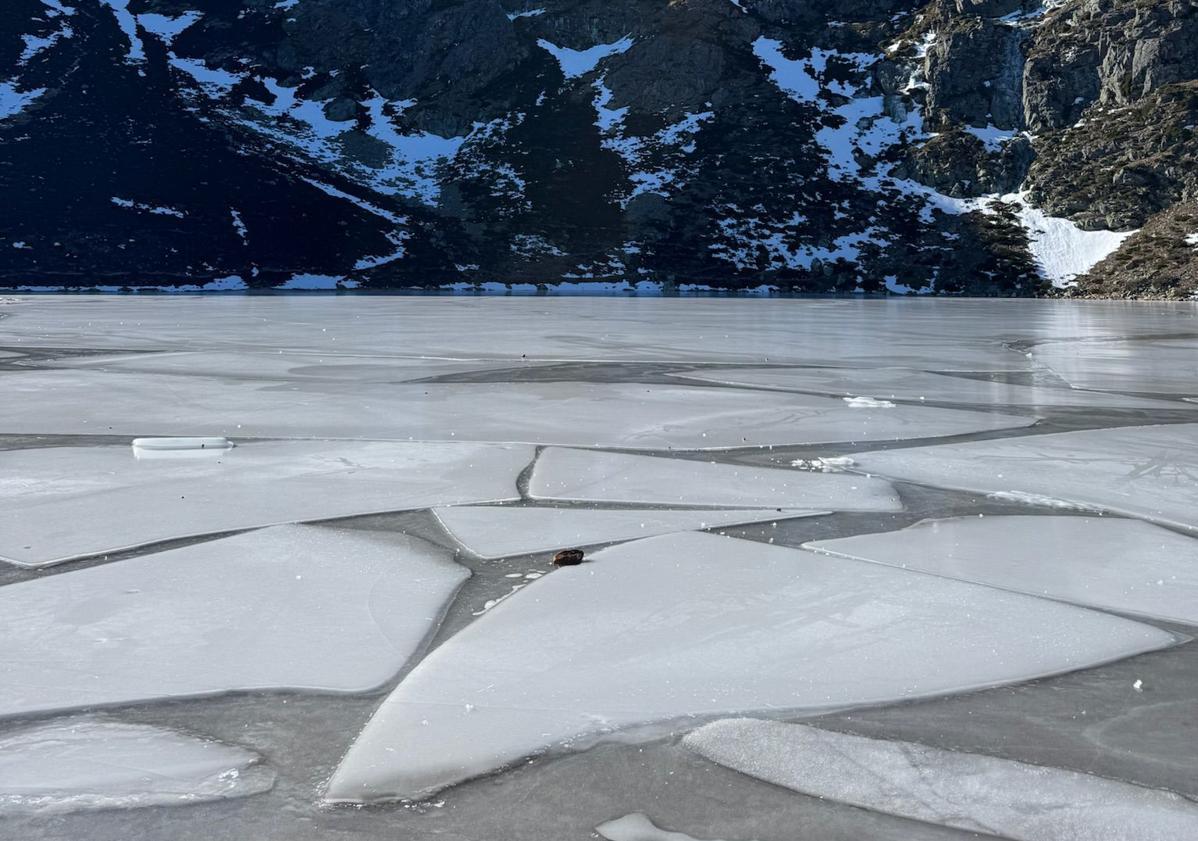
[552, 549, 585, 567]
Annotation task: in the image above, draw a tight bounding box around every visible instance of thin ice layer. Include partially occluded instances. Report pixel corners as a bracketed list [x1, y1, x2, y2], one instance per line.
[670, 366, 1190, 410]
[0, 718, 274, 815]
[0, 440, 530, 567]
[324, 532, 1172, 803]
[805, 516, 1198, 625]
[528, 448, 902, 510]
[432, 506, 824, 559]
[684, 720, 1198, 841]
[852, 423, 1198, 531]
[0, 525, 469, 716]
[1031, 338, 1198, 395]
[0, 370, 1035, 448]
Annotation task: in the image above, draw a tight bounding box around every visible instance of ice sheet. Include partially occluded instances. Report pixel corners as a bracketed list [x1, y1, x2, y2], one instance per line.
[671, 366, 1191, 410]
[0, 525, 468, 716]
[432, 506, 824, 559]
[597, 813, 736, 841]
[684, 720, 1198, 841]
[805, 516, 1198, 625]
[0, 717, 274, 814]
[0, 370, 1035, 448]
[324, 532, 1172, 803]
[0, 440, 530, 567]
[528, 448, 902, 510]
[1031, 338, 1198, 395]
[852, 423, 1198, 531]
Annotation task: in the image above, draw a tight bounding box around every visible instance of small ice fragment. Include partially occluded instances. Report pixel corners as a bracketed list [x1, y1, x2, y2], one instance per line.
[597, 813, 741, 841]
[789, 456, 856, 472]
[1133, 679, 1144, 692]
[843, 396, 896, 408]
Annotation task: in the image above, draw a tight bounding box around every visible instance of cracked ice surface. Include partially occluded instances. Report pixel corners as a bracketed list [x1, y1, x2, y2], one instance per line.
[0, 371, 1034, 448]
[805, 516, 1198, 626]
[324, 532, 1172, 802]
[684, 720, 1198, 841]
[671, 366, 1193, 410]
[432, 506, 824, 559]
[1031, 338, 1198, 395]
[853, 423, 1198, 531]
[0, 441, 531, 567]
[528, 448, 902, 510]
[0, 718, 274, 815]
[0, 525, 468, 716]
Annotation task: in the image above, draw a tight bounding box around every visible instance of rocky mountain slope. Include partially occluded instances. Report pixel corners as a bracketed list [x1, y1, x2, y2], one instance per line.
[1, 0, 1195, 295]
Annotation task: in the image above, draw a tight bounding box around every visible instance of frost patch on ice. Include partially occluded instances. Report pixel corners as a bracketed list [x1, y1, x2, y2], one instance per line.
[1011, 197, 1135, 287]
[685, 721, 1198, 841]
[0, 80, 46, 119]
[0, 718, 274, 815]
[325, 531, 1173, 802]
[110, 197, 186, 218]
[538, 36, 633, 78]
[0, 526, 469, 716]
[805, 515, 1198, 625]
[597, 813, 738, 841]
[843, 395, 896, 408]
[985, 491, 1105, 512]
[432, 506, 822, 559]
[853, 423, 1198, 531]
[529, 447, 902, 510]
[0, 440, 531, 567]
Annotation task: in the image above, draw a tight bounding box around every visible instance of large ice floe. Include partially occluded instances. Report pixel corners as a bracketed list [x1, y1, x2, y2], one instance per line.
[805, 515, 1198, 626]
[853, 423, 1198, 531]
[684, 720, 1198, 841]
[432, 506, 823, 559]
[0, 525, 468, 716]
[670, 366, 1192, 410]
[527, 448, 902, 510]
[0, 717, 274, 815]
[0, 370, 1035, 448]
[0, 440, 530, 567]
[1031, 338, 1198, 396]
[323, 532, 1173, 803]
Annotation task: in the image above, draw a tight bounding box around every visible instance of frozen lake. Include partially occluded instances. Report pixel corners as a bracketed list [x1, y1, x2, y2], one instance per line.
[0, 296, 1196, 841]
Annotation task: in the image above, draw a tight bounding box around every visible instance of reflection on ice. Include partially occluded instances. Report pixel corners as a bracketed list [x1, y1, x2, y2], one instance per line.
[0, 718, 274, 815]
[529, 448, 903, 510]
[0, 526, 468, 716]
[325, 532, 1172, 803]
[806, 516, 1198, 625]
[0, 441, 530, 567]
[433, 506, 823, 559]
[853, 423, 1198, 531]
[685, 720, 1198, 841]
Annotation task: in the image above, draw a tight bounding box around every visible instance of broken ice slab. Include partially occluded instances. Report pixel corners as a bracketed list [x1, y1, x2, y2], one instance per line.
[0, 440, 531, 567]
[671, 366, 1193, 410]
[805, 515, 1198, 626]
[0, 525, 468, 717]
[528, 447, 902, 510]
[1031, 338, 1198, 395]
[323, 532, 1173, 803]
[684, 720, 1198, 841]
[0, 717, 274, 815]
[432, 506, 825, 559]
[131, 436, 233, 451]
[597, 813, 736, 841]
[0, 370, 1036, 448]
[852, 423, 1198, 531]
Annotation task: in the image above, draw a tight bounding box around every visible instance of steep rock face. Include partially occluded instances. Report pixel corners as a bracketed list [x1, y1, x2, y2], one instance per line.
[1072, 202, 1198, 297]
[0, 0, 1194, 295]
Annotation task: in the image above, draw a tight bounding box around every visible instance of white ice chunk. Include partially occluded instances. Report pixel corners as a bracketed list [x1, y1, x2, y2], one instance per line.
[0, 371, 1035, 447]
[1031, 338, 1198, 395]
[805, 515, 1198, 625]
[843, 395, 895, 408]
[672, 366, 1191, 410]
[432, 506, 824, 559]
[529, 448, 902, 510]
[853, 423, 1198, 531]
[684, 720, 1198, 841]
[0, 440, 530, 567]
[0, 525, 468, 716]
[324, 532, 1172, 802]
[0, 717, 273, 814]
[131, 436, 232, 451]
[597, 813, 737, 841]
